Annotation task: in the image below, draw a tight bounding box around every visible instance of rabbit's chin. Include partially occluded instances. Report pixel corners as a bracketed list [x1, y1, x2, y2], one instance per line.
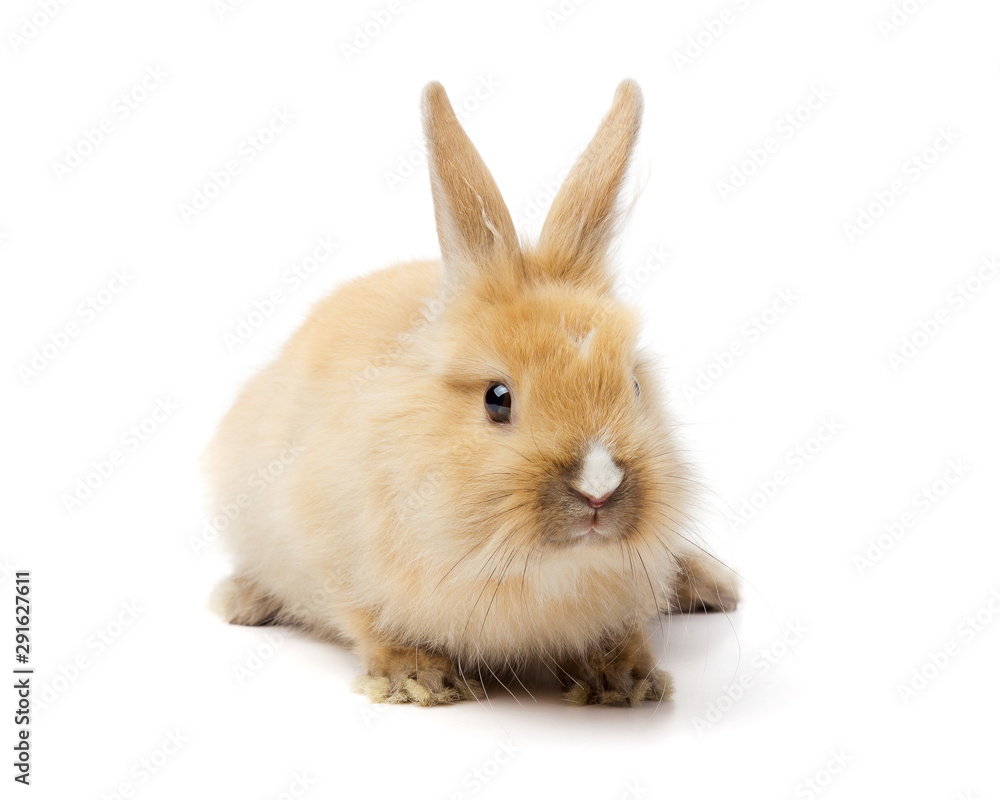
[562, 528, 615, 549]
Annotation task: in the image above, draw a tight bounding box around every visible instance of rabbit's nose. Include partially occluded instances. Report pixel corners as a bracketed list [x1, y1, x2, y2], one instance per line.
[576, 488, 616, 509]
[572, 442, 623, 506]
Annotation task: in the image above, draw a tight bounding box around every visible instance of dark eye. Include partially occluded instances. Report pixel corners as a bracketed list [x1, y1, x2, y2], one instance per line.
[633, 377, 641, 398]
[485, 383, 512, 424]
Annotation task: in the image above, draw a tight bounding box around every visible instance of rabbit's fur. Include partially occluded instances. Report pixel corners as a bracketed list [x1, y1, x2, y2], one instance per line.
[207, 80, 738, 706]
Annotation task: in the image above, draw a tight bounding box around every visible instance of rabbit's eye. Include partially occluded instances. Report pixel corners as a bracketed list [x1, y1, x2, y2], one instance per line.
[484, 383, 512, 424]
[633, 377, 641, 398]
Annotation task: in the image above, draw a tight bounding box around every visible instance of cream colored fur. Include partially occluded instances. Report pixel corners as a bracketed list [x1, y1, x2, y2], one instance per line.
[206, 80, 738, 706]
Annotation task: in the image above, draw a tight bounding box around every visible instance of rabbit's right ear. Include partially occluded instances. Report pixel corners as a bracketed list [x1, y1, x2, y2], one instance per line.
[422, 82, 521, 287]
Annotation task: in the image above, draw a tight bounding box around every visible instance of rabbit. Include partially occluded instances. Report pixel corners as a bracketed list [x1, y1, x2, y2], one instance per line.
[206, 79, 739, 707]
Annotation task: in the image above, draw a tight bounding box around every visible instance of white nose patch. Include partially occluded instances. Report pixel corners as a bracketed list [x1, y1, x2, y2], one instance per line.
[575, 443, 624, 501]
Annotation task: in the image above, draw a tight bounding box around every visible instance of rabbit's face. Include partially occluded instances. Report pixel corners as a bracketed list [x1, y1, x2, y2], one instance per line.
[431, 275, 688, 558]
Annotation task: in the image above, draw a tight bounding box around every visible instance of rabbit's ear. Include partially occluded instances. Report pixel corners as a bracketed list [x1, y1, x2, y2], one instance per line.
[422, 82, 520, 286]
[537, 80, 643, 289]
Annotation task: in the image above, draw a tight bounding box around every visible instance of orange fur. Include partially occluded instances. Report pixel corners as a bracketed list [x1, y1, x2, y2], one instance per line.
[206, 80, 737, 705]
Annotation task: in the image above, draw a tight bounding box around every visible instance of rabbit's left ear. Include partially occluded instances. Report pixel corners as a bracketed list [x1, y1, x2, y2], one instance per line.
[536, 80, 643, 289]
[422, 82, 521, 287]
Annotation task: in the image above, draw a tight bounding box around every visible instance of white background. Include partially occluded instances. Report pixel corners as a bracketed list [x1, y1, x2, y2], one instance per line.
[3, 0, 999, 798]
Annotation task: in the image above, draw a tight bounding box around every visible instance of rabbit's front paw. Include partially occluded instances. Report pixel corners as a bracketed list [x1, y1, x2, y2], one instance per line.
[353, 645, 483, 706]
[561, 630, 673, 706]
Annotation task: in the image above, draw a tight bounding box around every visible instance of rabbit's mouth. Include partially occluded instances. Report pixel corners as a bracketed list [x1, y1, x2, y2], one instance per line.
[543, 479, 640, 546]
[587, 503, 613, 530]
[564, 510, 607, 542]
